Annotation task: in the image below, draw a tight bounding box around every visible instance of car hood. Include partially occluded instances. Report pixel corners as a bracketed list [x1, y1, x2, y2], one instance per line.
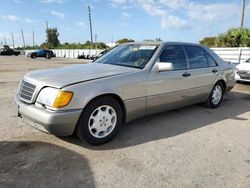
[236, 63, 250, 71]
[25, 63, 137, 88]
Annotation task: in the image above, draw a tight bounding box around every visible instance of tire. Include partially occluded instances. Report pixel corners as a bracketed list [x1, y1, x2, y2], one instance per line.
[204, 82, 225, 108]
[45, 53, 51, 59]
[76, 96, 123, 145]
[31, 54, 36, 59]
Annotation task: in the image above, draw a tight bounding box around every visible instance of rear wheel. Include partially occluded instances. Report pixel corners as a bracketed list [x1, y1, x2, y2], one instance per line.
[76, 96, 123, 145]
[204, 82, 225, 108]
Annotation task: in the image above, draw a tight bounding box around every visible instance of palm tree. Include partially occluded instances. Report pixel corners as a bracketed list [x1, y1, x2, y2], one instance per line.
[241, 0, 245, 28]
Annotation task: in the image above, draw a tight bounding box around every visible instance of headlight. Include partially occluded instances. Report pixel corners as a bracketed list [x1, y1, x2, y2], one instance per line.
[36, 87, 73, 108]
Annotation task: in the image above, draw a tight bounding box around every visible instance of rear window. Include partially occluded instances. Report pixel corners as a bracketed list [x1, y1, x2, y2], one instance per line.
[184, 46, 208, 69]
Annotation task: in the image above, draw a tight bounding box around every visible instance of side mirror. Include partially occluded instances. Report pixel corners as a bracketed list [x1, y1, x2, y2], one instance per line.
[153, 62, 173, 72]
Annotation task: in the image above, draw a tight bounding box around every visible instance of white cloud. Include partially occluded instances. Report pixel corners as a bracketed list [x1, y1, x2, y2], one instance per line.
[41, 0, 64, 3]
[75, 21, 86, 28]
[14, 0, 25, 4]
[2, 14, 21, 22]
[111, 0, 127, 5]
[110, 0, 242, 31]
[50, 10, 65, 19]
[25, 18, 36, 23]
[137, 0, 187, 29]
[122, 12, 131, 19]
[186, 2, 239, 23]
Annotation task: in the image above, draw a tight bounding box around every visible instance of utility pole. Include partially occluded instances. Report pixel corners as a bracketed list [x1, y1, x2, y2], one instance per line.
[94, 34, 97, 49]
[94, 34, 97, 43]
[11, 33, 15, 49]
[4, 35, 7, 45]
[32, 31, 35, 47]
[46, 21, 48, 30]
[21, 29, 25, 48]
[88, 5, 93, 48]
[240, 0, 245, 28]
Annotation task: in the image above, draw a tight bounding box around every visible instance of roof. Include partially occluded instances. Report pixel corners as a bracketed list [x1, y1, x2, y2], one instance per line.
[121, 41, 202, 46]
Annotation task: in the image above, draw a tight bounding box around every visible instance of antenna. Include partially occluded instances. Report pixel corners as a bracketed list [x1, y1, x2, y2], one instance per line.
[88, 5, 93, 48]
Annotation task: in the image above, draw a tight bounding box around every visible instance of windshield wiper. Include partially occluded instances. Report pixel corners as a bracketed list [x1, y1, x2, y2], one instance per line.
[107, 63, 143, 69]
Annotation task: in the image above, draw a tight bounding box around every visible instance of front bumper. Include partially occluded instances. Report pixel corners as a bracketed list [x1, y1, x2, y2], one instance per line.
[15, 95, 82, 136]
[235, 73, 250, 82]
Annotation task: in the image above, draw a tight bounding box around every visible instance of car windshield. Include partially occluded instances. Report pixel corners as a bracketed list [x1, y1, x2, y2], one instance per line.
[94, 44, 159, 69]
[246, 58, 250, 63]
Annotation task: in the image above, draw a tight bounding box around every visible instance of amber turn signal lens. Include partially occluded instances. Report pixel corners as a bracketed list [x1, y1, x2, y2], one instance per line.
[53, 91, 73, 108]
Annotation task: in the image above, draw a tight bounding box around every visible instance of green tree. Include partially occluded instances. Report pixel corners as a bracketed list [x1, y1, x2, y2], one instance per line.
[199, 37, 217, 47]
[45, 28, 60, 48]
[200, 28, 250, 47]
[216, 28, 250, 47]
[155, 37, 163, 42]
[116, 38, 135, 44]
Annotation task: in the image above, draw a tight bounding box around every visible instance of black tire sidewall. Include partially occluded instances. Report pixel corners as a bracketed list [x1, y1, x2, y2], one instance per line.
[208, 82, 225, 108]
[45, 53, 51, 59]
[31, 54, 36, 58]
[77, 96, 123, 145]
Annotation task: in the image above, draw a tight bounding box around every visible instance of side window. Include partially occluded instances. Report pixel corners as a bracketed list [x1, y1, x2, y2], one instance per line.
[185, 46, 208, 69]
[205, 53, 217, 67]
[159, 45, 187, 70]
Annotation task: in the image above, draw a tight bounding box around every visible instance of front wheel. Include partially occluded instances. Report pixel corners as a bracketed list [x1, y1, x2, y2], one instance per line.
[31, 54, 36, 59]
[76, 96, 123, 145]
[204, 82, 225, 108]
[45, 53, 51, 59]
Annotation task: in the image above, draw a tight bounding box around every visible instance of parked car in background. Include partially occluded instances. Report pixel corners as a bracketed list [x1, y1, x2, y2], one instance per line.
[235, 58, 250, 82]
[0, 45, 20, 56]
[16, 42, 235, 145]
[27, 49, 56, 59]
[90, 49, 109, 60]
[77, 50, 108, 60]
[77, 52, 89, 59]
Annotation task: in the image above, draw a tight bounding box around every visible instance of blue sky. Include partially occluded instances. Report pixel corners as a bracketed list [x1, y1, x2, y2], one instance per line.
[0, 0, 249, 46]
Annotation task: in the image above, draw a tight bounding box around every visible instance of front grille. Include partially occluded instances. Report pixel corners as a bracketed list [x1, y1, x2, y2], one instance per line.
[18, 80, 36, 103]
[237, 71, 250, 79]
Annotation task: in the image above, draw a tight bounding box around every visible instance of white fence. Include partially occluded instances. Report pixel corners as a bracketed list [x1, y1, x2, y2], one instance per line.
[212, 48, 250, 63]
[24, 48, 250, 63]
[24, 49, 103, 59]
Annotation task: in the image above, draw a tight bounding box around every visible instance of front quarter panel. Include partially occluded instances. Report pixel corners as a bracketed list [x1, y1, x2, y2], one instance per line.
[61, 71, 148, 122]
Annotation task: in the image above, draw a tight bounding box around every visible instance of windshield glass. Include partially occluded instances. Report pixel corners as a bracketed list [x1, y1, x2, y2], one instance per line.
[94, 44, 159, 69]
[246, 58, 250, 63]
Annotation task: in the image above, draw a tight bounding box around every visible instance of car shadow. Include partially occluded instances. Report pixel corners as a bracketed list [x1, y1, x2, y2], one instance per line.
[61, 91, 250, 150]
[0, 141, 95, 188]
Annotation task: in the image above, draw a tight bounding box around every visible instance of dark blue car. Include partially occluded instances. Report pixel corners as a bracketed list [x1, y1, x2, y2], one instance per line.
[28, 49, 56, 59]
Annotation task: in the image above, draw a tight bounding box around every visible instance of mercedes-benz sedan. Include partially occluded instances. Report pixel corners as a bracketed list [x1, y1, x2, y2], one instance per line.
[235, 58, 250, 82]
[16, 42, 236, 145]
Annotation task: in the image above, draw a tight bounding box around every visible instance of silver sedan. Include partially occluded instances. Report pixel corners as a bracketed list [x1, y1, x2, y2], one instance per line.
[16, 42, 236, 145]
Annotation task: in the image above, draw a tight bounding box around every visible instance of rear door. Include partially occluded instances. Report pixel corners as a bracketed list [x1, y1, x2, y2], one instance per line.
[146, 45, 193, 115]
[183, 45, 219, 102]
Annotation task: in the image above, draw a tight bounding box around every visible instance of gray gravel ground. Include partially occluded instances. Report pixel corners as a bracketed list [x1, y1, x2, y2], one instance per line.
[0, 56, 249, 188]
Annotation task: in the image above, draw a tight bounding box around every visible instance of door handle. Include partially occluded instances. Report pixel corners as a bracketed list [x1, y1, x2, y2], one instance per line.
[212, 69, 218, 73]
[182, 72, 191, 77]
